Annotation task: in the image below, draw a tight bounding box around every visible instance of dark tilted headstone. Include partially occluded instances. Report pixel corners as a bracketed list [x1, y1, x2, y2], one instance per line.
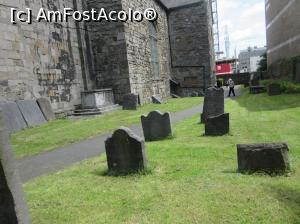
[152, 95, 163, 104]
[0, 111, 31, 224]
[105, 127, 147, 173]
[36, 98, 56, 121]
[201, 87, 224, 123]
[190, 91, 199, 97]
[205, 113, 229, 136]
[237, 143, 290, 174]
[123, 94, 139, 110]
[141, 110, 172, 141]
[267, 83, 281, 96]
[17, 100, 47, 127]
[0, 102, 27, 133]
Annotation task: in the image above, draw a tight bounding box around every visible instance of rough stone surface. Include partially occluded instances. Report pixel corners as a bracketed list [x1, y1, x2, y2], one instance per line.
[267, 83, 281, 96]
[123, 94, 139, 110]
[152, 95, 164, 104]
[141, 110, 172, 141]
[237, 143, 290, 173]
[205, 113, 229, 136]
[201, 87, 224, 123]
[0, 111, 31, 224]
[36, 98, 56, 121]
[168, 1, 216, 96]
[105, 127, 147, 173]
[17, 100, 47, 127]
[0, 102, 27, 133]
[250, 86, 266, 94]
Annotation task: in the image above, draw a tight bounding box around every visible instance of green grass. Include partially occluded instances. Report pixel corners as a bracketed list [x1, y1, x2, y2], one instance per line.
[11, 97, 202, 158]
[24, 92, 300, 224]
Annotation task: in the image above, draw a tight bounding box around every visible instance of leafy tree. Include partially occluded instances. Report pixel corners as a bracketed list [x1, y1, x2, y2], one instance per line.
[257, 53, 267, 72]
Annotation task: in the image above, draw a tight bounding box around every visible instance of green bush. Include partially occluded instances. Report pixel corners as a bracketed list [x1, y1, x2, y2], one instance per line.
[261, 79, 300, 94]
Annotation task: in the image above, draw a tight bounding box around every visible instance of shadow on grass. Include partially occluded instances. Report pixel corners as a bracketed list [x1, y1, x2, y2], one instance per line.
[264, 185, 300, 223]
[92, 168, 153, 178]
[233, 90, 300, 112]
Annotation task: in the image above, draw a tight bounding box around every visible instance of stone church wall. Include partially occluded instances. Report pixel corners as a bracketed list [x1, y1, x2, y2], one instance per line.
[168, 1, 215, 96]
[122, 0, 171, 104]
[0, 0, 92, 112]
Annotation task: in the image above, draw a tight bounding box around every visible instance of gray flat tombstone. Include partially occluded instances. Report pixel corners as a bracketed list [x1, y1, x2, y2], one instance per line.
[237, 143, 290, 174]
[152, 95, 163, 104]
[123, 94, 139, 110]
[0, 102, 27, 133]
[105, 127, 147, 173]
[267, 83, 281, 96]
[205, 113, 229, 136]
[141, 110, 172, 141]
[0, 111, 31, 224]
[17, 100, 47, 127]
[201, 87, 224, 123]
[36, 98, 56, 121]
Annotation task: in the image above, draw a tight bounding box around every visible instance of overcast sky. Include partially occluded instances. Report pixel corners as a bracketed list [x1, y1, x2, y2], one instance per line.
[218, 0, 266, 58]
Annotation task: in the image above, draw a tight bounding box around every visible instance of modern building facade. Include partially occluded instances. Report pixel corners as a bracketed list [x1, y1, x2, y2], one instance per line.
[0, 0, 215, 113]
[238, 47, 266, 73]
[265, 0, 300, 79]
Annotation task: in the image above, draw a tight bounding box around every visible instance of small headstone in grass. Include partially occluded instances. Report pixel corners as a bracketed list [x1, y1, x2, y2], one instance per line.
[237, 143, 290, 174]
[17, 100, 47, 127]
[36, 98, 56, 121]
[201, 87, 224, 123]
[152, 95, 163, 104]
[141, 110, 172, 141]
[205, 113, 229, 136]
[249, 86, 266, 94]
[267, 83, 281, 96]
[0, 111, 31, 224]
[105, 127, 147, 174]
[123, 94, 139, 110]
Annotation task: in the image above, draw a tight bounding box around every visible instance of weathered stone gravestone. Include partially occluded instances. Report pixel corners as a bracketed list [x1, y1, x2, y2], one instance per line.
[249, 86, 266, 94]
[123, 94, 139, 110]
[0, 102, 27, 133]
[0, 111, 31, 224]
[36, 98, 56, 121]
[201, 87, 224, 123]
[205, 113, 229, 136]
[237, 143, 290, 174]
[267, 83, 281, 96]
[152, 95, 163, 104]
[141, 110, 172, 141]
[105, 127, 147, 173]
[17, 100, 47, 127]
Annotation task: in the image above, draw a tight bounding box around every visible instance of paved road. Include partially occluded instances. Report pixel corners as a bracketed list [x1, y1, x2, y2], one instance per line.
[18, 104, 204, 183]
[18, 86, 242, 183]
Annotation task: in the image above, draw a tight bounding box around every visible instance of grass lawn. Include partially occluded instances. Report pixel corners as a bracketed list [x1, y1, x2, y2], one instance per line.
[11, 97, 202, 158]
[24, 92, 300, 224]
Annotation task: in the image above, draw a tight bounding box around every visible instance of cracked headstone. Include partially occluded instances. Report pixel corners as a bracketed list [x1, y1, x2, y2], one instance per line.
[205, 113, 229, 136]
[123, 94, 139, 110]
[141, 110, 172, 141]
[237, 143, 290, 174]
[17, 100, 47, 127]
[105, 127, 147, 173]
[37, 98, 56, 121]
[0, 110, 31, 224]
[0, 102, 27, 133]
[201, 87, 224, 123]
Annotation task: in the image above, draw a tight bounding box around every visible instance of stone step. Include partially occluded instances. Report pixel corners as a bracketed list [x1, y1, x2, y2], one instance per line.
[73, 104, 121, 116]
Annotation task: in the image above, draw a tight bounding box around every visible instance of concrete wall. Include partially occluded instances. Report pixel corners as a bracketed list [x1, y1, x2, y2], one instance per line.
[168, 1, 215, 96]
[0, 0, 92, 112]
[122, 0, 171, 103]
[265, 0, 300, 79]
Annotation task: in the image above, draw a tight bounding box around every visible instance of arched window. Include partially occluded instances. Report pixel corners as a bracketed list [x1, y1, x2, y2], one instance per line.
[149, 22, 160, 78]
